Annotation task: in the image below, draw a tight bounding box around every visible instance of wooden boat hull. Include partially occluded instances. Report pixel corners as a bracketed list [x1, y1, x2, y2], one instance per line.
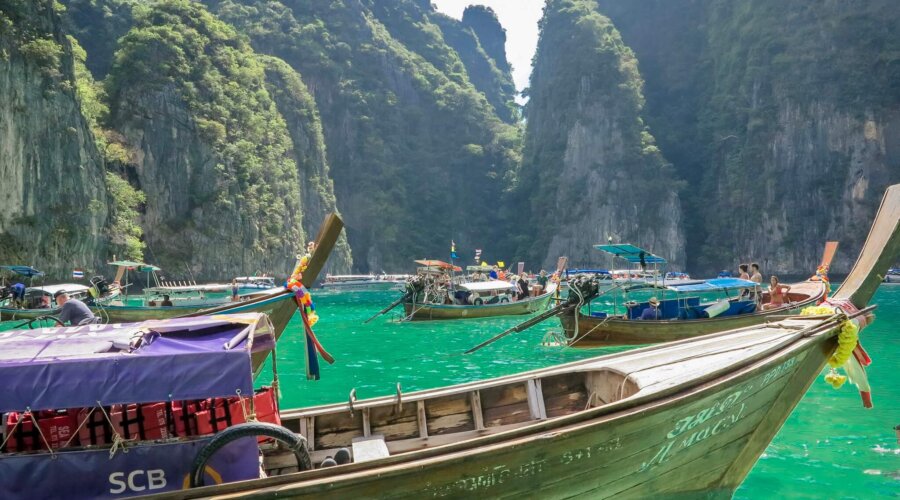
[403, 286, 557, 320]
[559, 280, 826, 346]
[0, 306, 61, 321]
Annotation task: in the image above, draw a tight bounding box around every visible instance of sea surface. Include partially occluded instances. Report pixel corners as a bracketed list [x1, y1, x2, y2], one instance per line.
[2, 285, 897, 497]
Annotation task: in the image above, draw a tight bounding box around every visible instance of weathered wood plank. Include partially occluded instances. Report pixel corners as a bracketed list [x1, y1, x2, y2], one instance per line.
[470, 391, 484, 430]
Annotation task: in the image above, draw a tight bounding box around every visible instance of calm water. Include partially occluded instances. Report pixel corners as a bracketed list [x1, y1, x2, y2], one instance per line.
[3, 285, 898, 497]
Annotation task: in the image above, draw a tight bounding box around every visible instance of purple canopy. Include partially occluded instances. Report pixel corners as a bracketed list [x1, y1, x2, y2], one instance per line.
[0, 314, 275, 412]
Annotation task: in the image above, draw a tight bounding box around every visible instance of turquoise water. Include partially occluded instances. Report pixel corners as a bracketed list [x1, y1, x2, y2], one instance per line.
[2, 285, 897, 496]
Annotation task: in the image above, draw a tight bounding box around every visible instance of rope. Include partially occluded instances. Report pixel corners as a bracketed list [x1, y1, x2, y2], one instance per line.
[96, 402, 130, 458]
[63, 407, 94, 448]
[27, 410, 55, 456]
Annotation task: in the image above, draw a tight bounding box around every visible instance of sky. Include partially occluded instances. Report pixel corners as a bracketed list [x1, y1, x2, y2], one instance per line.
[432, 0, 544, 100]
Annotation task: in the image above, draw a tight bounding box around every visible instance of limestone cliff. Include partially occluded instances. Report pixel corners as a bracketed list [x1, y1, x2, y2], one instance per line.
[0, 0, 108, 278]
[259, 55, 352, 273]
[208, 0, 521, 272]
[516, 0, 685, 269]
[104, 1, 305, 278]
[431, 8, 518, 123]
[598, 0, 900, 274]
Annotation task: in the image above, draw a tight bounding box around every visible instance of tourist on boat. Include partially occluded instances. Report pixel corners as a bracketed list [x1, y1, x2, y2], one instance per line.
[161, 294, 174, 307]
[54, 290, 96, 325]
[640, 297, 661, 320]
[750, 263, 763, 285]
[762, 276, 792, 310]
[516, 275, 529, 301]
[738, 264, 750, 280]
[11, 282, 25, 308]
[231, 279, 239, 301]
[535, 270, 548, 295]
[489, 266, 499, 280]
[37, 295, 51, 309]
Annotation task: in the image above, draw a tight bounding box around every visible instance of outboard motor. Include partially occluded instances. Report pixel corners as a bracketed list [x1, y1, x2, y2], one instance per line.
[90, 276, 110, 296]
[565, 274, 601, 305]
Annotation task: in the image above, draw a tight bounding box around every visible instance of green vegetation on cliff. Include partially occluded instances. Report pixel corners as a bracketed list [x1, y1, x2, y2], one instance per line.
[514, 0, 683, 266]
[208, 0, 521, 270]
[598, 0, 900, 272]
[105, 0, 305, 272]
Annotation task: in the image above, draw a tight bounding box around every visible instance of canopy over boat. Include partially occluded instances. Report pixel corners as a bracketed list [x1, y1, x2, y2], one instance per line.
[566, 268, 611, 275]
[592, 244, 667, 264]
[25, 284, 90, 295]
[665, 277, 759, 292]
[0, 265, 44, 278]
[107, 260, 161, 272]
[0, 313, 273, 412]
[414, 259, 462, 271]
[459, 280, 517, 292]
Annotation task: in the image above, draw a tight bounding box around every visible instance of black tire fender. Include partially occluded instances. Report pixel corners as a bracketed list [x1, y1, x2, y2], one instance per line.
[474, 298, 483, 305]
[190, 422, 312, 488]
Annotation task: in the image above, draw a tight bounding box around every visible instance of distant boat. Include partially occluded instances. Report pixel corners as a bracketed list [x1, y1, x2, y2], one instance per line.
[320, 273, 410, 291]
[883, 267, 900, 283]
[556, 241, 838, 347]
[378, 259, 558, 321]
[0, 267, 120, 322]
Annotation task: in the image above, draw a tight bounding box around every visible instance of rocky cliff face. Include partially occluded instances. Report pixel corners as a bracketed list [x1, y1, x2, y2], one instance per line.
[431, 7, 518, 123]
[209, 0, 521, 272]
[516, 0, 685, 269]
[104, 1, 307, 278]
[0, 0, 108, 278]
[259, 55, 353, 273]
[598, 0, 900, 274]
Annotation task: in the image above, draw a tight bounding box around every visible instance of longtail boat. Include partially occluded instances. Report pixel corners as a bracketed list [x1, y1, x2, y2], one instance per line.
[371, 259, 558, 321]
[154, 183, 898, 499]
[1, 214, 343, 340]
[553, 241, 837, 347]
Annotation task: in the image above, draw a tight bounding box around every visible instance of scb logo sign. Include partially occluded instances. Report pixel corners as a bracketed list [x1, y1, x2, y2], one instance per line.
[108, 467, 224, 494]
[108, 470, 167, 494]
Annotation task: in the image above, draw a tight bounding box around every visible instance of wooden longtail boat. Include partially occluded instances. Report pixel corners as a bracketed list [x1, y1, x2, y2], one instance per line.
[402, 282, 558, 320]
[557, 244, 836, 347]
[161, 185, 899, 499]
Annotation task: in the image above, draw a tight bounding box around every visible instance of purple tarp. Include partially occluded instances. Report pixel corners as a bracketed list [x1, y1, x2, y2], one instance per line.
[0, 316, 270, 412]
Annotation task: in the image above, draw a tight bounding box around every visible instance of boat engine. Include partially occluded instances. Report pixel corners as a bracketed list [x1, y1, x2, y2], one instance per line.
[565, 274, 601, 305]
[90, 276, 110, 295]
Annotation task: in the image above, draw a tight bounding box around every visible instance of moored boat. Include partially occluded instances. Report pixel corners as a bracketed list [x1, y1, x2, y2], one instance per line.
[402, 279, 558, 320]
[319, 273, 409, 291]
[554, 242, 836, 346]
[153, 183, 899, 499]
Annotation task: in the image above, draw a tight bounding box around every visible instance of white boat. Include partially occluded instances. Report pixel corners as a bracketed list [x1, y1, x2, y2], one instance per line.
[320, 273, 409, 291]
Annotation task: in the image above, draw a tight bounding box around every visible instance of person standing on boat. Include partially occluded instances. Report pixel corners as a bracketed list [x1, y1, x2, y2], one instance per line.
[516, 275, 529, 301]
[489, 266, 499, 280]
[54, 290, 96, 325]
[738, 264, 750, 280]
[231, 279, 239, 302]
[640, 297, 661, 320]
[535, 270, 548, 295]
[749, 263, 763, 302]
[11, 282, 26, 308]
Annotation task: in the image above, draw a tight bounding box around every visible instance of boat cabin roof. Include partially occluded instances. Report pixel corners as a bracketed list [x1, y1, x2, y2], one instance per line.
[107, 260, 161, 272]
[566, 268, 611, 275]
[26, 284, 89, 295]
[459, 280, 517, 292]
[413, 259, 461, 271]
[593, 244, 666, 264]
[664, 277, 759, 292]
[0, 313, 274, 412]
[235, 276, 275, 281]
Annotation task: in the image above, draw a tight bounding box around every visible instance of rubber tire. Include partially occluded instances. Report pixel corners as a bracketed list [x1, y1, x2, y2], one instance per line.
[190, 422, 311, 488]
[500, 297, 509, 303]
[474, 298, 483, 305]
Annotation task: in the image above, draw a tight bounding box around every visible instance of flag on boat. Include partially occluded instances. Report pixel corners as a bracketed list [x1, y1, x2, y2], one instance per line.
[450, 240, 458, 260]
[497, 261, 505, 268]
[72, 269, 84, 279]
[517, 262, 525, 276]
[475, 249, 482, 262]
